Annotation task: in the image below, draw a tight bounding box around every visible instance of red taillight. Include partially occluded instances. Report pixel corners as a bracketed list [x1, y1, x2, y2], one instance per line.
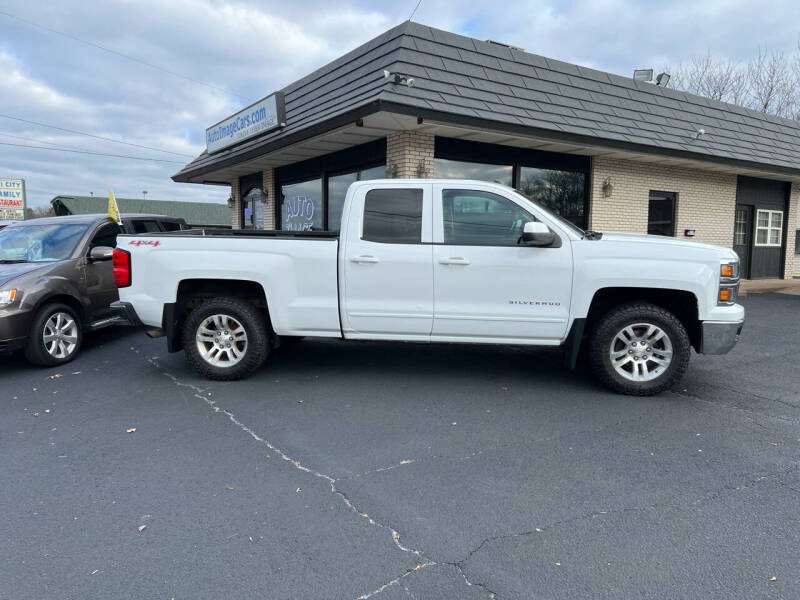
[112, 248, 131, 287]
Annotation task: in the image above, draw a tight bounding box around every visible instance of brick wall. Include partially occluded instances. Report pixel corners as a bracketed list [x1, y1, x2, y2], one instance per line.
[386, 131, 434, 178]
[590, 156, 738, 248]
[230, 179, 241, 229]
[787, 182, 798, 279]
[263, 168, 276, 230]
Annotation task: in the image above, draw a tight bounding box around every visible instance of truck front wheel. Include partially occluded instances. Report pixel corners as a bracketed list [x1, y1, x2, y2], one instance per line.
[589, 302, 690, 396]
[182, 297, 269, 381]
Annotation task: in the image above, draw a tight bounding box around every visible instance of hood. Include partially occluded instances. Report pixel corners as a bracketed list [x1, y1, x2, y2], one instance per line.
[0, 262, 58, 288]
[597, 232, 738, 258]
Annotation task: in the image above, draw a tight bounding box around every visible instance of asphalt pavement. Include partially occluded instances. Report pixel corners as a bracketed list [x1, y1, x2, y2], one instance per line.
[1, 292, 799, 599]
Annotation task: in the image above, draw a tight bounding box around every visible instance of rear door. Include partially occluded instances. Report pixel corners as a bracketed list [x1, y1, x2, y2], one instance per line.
[431, 184, 573, 343]
[340, 183, 433, 339]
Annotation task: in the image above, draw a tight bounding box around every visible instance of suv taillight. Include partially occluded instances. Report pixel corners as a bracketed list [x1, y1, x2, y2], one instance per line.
[113, 248, 131, 287]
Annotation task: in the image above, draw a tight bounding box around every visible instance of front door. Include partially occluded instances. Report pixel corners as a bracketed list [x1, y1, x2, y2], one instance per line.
[733, 205, 753, 278]
[431, 185, 572, 343]
[341, 184, 433, 338]
[83, 222, 121, 320]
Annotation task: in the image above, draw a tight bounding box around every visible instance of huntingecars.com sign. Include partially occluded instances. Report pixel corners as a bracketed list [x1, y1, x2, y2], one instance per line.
[206, 92, 285, 154]
[0, 178, 25, 220]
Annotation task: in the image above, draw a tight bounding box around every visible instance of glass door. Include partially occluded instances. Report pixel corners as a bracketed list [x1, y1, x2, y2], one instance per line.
[242, 188, 264, 229]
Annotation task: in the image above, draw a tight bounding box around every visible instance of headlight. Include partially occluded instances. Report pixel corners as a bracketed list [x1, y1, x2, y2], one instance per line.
[718, 259, 739, 306]
[0, 289, 18, 306]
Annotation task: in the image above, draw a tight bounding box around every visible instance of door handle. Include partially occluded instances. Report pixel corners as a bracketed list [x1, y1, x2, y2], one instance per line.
[350, 255, 380, 264]
[439, 257, 470, 265]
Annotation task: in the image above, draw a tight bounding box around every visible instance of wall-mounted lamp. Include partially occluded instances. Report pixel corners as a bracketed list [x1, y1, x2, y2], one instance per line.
[692, 128, 706, 140]
[655, 72, 671, 87]
[633, 68, 654, 82]
[684, 229, 696, 237]
[416, 161, 429, 178]
[261, 188, 270, 204]
[602, 177, 613, 198]
[227, 194, 235, 209]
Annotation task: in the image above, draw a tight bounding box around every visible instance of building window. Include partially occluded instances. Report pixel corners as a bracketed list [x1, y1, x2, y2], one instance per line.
[434, 158, 513, 187]
[442, 189, 533, 246]
[755, 209, 783, 246]
[648, 191, 676, 237]
[327, 164, 386, 232]
[280, 178, 323, 231]
[519, 167, 585, 229]
[362, 189, 423, 244]
[733, 208, 749, 246]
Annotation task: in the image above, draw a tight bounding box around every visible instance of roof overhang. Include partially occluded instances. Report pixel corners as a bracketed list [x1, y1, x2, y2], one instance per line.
[175, 100, 800, 185]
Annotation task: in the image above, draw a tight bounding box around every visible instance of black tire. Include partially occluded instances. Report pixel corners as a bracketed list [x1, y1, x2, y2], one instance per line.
[24, 303, 83, 367]
[182, 297, 269, 381]
[589, 302, 690, 396]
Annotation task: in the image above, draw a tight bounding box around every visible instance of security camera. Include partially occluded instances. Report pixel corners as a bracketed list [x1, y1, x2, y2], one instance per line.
[406, 78, 415, 87]
[383, 70, 392, 79]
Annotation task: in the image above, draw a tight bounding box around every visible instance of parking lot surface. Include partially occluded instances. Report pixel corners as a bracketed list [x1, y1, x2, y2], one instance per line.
[2, 292, 799, 599]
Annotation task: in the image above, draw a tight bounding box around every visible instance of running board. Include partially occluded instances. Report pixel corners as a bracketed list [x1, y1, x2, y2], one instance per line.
[87, 315, 126, 331]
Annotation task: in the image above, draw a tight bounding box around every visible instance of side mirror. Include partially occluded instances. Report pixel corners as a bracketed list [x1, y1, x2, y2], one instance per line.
[89, 246, 114, 261]
[520, 222, 556, 247]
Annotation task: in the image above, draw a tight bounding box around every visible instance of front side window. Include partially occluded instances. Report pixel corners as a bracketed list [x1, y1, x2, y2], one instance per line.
[755, 210, 783, 246]
[362, 189, 423, 243]
[648, 191, 676, 237]
[0, 223, 89, 262]
[280, 178, 322, 231]
[519, 167, 585, 229]
[442, 189, 533, 246]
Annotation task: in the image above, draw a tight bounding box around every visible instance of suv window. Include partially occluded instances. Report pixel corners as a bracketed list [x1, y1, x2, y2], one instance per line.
[362, 189, 423, 244]
[161, 221, 183, 231]
[130, 220, 163, 234]
[90, 223, 121, 249]
[442, 189, 533, 246]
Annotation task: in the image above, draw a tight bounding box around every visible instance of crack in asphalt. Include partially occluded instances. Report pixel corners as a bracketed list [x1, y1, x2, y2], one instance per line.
[144, 360, 436, 600]
[453, 461, 800, 588]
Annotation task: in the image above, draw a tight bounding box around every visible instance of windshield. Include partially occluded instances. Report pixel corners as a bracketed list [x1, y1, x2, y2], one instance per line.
[0, 223, 89, 263]
[512, 188, 587, 238]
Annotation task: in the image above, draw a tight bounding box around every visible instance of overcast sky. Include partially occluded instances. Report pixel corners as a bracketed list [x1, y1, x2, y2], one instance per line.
[2, 0, 799, 208]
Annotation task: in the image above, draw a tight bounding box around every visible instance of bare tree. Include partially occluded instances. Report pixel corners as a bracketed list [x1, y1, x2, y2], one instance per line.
[747, 48, 796, 117]
[667, 52, 748, 105]
[25, 206, 55, 219]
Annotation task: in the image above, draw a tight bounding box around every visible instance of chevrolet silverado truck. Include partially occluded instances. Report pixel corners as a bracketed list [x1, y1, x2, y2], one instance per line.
[113, 180, 744, 395]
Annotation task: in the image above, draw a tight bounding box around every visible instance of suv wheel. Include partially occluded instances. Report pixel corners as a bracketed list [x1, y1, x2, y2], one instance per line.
[25, 303, 83, 366]
[182, 297, 269, 381]
[589, 302, 690, 396]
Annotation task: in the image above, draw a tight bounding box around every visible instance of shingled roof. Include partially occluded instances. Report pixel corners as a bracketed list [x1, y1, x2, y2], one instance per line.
[174, 21, 800, 182]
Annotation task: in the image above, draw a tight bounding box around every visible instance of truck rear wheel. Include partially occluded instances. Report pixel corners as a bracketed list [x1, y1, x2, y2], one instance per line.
[589, 302, 690, 396]
[182, 297, 269, 381]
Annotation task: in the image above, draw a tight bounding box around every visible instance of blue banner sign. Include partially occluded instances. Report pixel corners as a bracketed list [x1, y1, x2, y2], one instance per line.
[206, 92, 285, 154]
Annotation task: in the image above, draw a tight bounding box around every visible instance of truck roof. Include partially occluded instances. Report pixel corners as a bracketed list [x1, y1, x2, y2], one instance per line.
[10, 213, 184, 227]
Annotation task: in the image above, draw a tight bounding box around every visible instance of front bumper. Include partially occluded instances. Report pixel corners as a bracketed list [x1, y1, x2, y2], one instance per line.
[0, 307, 33, 354]
[700, 320, 744, 355]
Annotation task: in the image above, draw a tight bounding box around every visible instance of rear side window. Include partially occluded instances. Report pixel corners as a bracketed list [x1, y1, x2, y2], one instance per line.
[131, 220, 162, 234]
[362, 189, 423, 244]
[91, 223, 121, 248]
[161, 221, 182, 231]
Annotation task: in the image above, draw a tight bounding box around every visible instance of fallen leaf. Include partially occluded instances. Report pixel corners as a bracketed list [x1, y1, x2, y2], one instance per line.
[555, 562, 561, 567]
[293, 460, 301, 468]
[249, 536, 253, 542]
[535, 528, 542, 532]
[72, 371, 81, 375]
[151, 356, 158, 360]
[33, 412, 39, 417]
[297, 400, 304, 404]
[770, 576, 777, 582]
[265, 454, 271, 459]
[49, 374, 62, 379]
[399, 459, 413, 465]
[90, 569, 99, 575]
[44, 409, 50, 413]
[296, 487, 302, 493]
[126, 427, 136, 434]
[137, 525, 146, 532]
[226, 486, 234, 491]
[451, 422, 457, 426]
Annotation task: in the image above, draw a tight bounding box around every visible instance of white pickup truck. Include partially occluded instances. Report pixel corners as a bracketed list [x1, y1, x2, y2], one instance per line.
[113, 179, 744, 395]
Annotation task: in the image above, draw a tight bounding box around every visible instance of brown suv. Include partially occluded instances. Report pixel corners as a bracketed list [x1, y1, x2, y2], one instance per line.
[0, 213, 186, 365]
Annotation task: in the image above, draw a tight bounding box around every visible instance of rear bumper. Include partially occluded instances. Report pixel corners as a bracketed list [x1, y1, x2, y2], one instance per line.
[110, 301, 142, 327]
[700, 320, 744, 355]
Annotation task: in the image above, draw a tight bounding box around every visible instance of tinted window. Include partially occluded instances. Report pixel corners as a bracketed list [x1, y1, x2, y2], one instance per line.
[442, 189, 533, 246]
[327, 164, 385, 232]
[91, 223, 121, 248]
[434, 158, 513, 186]
[161, 221, 182, 231]
[648, 191, 676, 237]
[519, 167, 586, 229]
[280, 178, 322, 231]
[362, 189, 423, 244]
[131, 220, 162, 234]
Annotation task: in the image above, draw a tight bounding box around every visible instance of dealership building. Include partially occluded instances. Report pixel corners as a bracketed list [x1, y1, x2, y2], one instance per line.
[173, 21, 800, 279]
